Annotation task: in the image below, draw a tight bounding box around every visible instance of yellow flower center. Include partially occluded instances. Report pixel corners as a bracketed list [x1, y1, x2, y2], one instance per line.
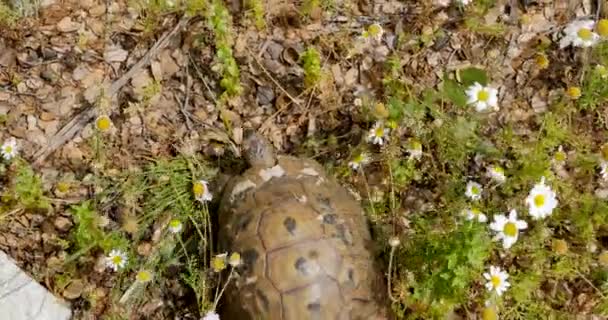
[96, 116, 111, 131]
[193, 182, 206, 196]
[534, 194, 545, 207]
[368, 24, 383, 37]
[169, 219, 181, 229]
[577, 28, 593, 40]
[112, 255, 123, 265]
[411, 141, 422, 150]
[136, 271, 152, 282]
[4, 146, 12, 153]
[212, 256, 227, 272]
[471, 186, 480, 195]
[566, 86, 581, 99]
[56, 181, 71, 193]
[554, 151, 566, 162]
[477, 89, 490, 102]
[471, 208, 481, 216]
[491, 275, 502, 288]
[597, 19, 608, 37]
[229, 252, 241, 266]
[535, 54, 549, 69]
[375, 127, 385, 137]
[492, 166, 504, 175]
[503, 222, 517, 237]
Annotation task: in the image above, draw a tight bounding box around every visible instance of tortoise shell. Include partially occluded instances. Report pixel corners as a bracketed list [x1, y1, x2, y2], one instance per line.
[218, 155, 387, 319]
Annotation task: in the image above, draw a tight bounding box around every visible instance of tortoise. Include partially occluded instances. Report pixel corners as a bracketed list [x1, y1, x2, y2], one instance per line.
[216, 131, 389, 320]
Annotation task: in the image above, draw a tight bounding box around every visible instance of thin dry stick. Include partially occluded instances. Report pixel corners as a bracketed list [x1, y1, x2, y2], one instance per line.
[387, 245, 399, 303]
[188, 53, 218, 104]
[33, 16, 190, 166]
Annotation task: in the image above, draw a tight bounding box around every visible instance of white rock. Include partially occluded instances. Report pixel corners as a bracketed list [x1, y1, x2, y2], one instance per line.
[56, 17, 80, 33]
[0, 251, 72, 320]
[104, 45, 128, 63]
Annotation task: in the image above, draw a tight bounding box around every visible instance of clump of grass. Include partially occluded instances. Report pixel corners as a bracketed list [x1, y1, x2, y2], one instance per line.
[300, 47, 322, 88]
[106, 155, 218, 313]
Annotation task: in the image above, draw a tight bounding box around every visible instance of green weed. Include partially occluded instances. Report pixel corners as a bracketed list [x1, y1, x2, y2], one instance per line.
[2, 159, 50, 211]
[208, 0, 242, 99]
[0, 2, 18, 26]
[300, 47, 323, 88]
[244, 0, 265, 30]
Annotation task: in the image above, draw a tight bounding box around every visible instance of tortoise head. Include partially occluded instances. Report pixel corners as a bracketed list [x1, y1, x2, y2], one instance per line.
[242, 130, 276, 168]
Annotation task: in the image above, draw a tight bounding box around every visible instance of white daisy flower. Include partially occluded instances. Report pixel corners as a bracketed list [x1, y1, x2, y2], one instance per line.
[559, 19, 600, 49]
[106, 249, 128, 271]
[466, 82, 498, 112]
[202, 310, 220, 320]
[348, 153, 370, 170]
[168, 219, 183, 233]
[486, 165, 506, 183]
[193, 179, 213, 202]
[367, 121, 390, 146]
[489, 209, 528, 249]
[524, 177, 558, 220]
[462, 207, 487, 223]
[1, 137, 18, 161]
[465, 181, 483, 201]
[454, 0, 471, 5]
[407, 139, 423, 160]
[483, 265, 510, 296]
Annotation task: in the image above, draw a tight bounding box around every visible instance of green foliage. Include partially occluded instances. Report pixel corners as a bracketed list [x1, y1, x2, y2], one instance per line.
[7, 160, 50, 210]
[441, 78, 468, 107]
[300, 47, 322, 88]
[458, 67, 489, 87]
[432, 115, 480, 173]
[70, 201, 105, 251]
[129, 0, 179, 34]
[119, 156, 217, 239]
[397, 221, 492, 317]
[69, 201, 128, 255]
[0, 2, 18, 26]
[300, 0, 320, 17]
[208, 0, 242, 99]
[245, 0, 265, 30]
[578, 64, 608, 111]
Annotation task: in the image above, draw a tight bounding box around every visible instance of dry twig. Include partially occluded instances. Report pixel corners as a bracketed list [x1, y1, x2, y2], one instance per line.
[33, 16, 190, 166]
